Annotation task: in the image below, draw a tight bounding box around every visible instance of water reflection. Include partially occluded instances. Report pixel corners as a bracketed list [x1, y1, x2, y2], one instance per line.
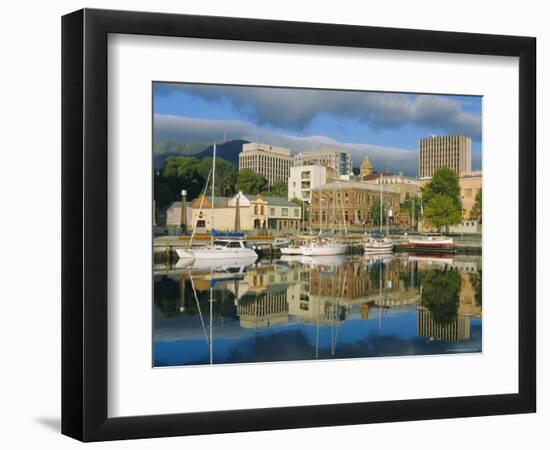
[153, 253, 482, 367]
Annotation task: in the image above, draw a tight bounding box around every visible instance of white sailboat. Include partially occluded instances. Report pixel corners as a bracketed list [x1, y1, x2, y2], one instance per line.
[363, 174, 394, 254]
[175, 143, 257, 262]
[302, 237, 347, 256]
[302, 160, 347, 256]
[176, 242, 257, 265]
[363, 235, 394, 253]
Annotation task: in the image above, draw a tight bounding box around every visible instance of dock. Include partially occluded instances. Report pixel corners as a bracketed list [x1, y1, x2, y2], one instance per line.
[153, 232, 481, 263]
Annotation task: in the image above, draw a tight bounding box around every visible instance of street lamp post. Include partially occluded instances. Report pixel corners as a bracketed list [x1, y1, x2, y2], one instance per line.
[180, 189, 187, 234]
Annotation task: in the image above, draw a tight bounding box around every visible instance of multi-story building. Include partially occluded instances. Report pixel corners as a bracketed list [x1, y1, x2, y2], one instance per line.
[309, 181, 401, 227]
[363, 171, 420, 202]
[293, 147, 353, 176]
[287, 165, 337, 203]
[419, 135, 472, 178]
[459, 171, 482, 220]
[190, 191, 302, 233]
[238, 142, 293, 185]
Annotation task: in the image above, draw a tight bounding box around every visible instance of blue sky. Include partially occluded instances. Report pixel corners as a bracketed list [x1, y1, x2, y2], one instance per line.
[153, 82, 482, 176]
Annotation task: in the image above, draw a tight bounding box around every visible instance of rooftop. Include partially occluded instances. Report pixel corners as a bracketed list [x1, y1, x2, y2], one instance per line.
[296, 146, 350, 156]
[191, 195, 233, 208]
[318, 181, 400, 194]
[241, 142, 291, 156]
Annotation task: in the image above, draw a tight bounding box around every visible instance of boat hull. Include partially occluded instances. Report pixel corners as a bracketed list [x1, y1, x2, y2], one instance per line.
[280, 247, 305, 255]
[363, 240, 394, 253]
[302, 244, 347, 256]
[408, 237, 454, 249]
[176, 247, 257, 260]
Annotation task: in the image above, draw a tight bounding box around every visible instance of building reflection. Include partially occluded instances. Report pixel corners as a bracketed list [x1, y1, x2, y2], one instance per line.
[154, 254, 482, 344]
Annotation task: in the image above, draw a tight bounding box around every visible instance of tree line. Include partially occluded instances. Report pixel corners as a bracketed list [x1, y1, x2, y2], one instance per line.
[154, 156, 289, 208]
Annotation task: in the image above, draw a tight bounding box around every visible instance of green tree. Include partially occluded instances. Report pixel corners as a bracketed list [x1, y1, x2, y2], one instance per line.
[421, 168, 462, 232]
[162, 156, 205, 200]
[421, 167, 461, 205]
[470, 189, 482, 223]
[368, 197, 387, 227]
[154, 180, 174, 209]
[262, 180, 288, 198]
[198, 157, 237, 198]
[235, 169, 268, 195]
[421, 269, 461, 326]
[423, 193, 462, 232]
[400, 193, 419, 227]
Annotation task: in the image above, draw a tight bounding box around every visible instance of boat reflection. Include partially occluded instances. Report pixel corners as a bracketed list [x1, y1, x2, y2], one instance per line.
[153, 253, 482, 366]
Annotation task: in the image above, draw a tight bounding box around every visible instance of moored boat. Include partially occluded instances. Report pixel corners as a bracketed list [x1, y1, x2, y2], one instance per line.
[178, 142, 257, 263]
[363, 233, 394, 253]
[279, 235, 316, 255]
[302, 237, 347, 256]
[408, 234, 454, 249]
[175, 238, 257, 261]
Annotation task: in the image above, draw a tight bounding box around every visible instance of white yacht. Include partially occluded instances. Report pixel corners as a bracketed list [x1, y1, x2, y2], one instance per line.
[177, 142, 257, 263]
[363, 234, 394, 254]
[279, 236, 315, 255]
[302, 237, 347, 256]
[176, 239, 257, 261]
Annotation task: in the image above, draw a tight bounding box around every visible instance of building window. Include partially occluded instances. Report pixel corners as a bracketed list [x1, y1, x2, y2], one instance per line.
[282, 208, 288, 216]
[270, 207, 275, 216]
[294, 209, 299, 217]
[254, 205, 258, 215]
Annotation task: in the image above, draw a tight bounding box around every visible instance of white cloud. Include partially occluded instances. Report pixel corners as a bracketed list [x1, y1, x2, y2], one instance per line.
[154, 114, 418, 175]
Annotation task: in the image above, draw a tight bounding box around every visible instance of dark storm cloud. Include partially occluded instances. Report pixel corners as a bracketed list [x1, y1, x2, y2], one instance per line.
[158, 83, 481, 141]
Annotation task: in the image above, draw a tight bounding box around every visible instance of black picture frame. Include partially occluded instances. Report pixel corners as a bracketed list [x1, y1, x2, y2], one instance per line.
[62, 8, 536, 442]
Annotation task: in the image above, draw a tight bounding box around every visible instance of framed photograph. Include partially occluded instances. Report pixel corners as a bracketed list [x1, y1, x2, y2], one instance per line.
[62, 8, 536, 441]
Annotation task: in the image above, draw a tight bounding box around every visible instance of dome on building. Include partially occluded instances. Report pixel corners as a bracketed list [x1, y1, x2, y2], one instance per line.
[360, 156, 373, 176]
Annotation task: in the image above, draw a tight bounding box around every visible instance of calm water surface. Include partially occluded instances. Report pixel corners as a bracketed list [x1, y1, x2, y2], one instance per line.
[153, 253, 482, 367]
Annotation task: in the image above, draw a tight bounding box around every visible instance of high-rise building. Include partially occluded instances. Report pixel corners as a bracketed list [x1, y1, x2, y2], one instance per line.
[293, 147, 353, 176]
[418, 135, 472, 178]
[238, 142, 293, 185]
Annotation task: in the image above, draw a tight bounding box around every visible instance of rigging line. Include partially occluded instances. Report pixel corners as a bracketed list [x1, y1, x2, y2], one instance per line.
[188, 273, 209, 346]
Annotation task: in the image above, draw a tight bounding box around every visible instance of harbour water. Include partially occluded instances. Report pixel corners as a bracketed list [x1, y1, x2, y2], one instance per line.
[153, 253, 482, 367]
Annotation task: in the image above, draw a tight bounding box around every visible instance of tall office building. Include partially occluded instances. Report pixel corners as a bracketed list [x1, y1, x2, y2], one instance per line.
[293, 147, 353, 176]
[238, 142, 293, 185]
[418, 135, 472, 178]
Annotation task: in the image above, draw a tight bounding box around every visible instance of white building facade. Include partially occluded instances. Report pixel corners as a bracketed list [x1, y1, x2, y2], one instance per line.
[287, 165, 328, 203]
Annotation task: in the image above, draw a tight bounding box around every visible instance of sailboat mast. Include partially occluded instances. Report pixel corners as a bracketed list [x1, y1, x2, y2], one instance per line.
[209, 268, 213, 364]
[211, 143, 217, 245]
[379, 174, 383, 233]
[318, 152, 322, 234]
